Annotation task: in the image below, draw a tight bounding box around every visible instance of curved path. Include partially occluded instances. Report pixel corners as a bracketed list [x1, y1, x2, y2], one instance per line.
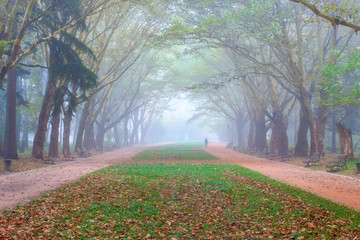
[1, 143, 360, 212]
[206, 143, 360, 211]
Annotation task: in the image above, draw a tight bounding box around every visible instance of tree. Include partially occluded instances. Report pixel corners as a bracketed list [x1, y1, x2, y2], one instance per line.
[289, 0, 360, 31]
[32, 0, 98, 159]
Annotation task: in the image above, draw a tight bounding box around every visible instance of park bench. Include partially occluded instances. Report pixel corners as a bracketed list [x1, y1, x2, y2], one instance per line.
[279, 149, 294, 162]
[326, 154, 348, 171]
[258, 148, 269, 158]
[40, 151, 54, 164]
[63, 149, 75, 161]
[267, 150, 279, 160]
[303, 152, 321, 167]
[247, 147, 258, 155]
[226, 143, 233, 149]
[76, 147, 91, 158]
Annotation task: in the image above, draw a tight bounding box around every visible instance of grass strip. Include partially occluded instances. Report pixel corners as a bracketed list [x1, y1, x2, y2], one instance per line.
[133, 148, 217, 160]
[1, 164, 359, 239]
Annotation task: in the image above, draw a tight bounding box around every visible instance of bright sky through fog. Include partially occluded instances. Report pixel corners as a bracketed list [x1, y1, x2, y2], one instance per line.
[162, 97, 194, 122]
[161, 96, 219, 142]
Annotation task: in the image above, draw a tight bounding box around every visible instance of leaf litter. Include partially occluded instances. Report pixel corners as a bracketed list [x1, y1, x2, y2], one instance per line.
[1, 163, 359, 239]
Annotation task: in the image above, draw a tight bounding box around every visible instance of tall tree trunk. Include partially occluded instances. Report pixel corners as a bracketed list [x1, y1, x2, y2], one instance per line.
[16, 110, 21, 149]
[140, 128, 146, 145]
[4, 68, 19, 160]
[96, 125, 105, 152]
[123, 117, 129, 146]
[331, 112, 337, 153]
[114, 125, 121, 147]
[32, 47, 58, 159]
[294, 107, 309, 156]
[62, 109, 72, 156]
[59, 117, 63, 146]
[83, 121, 96, 150]
[236, 112, 245, 147]
[131, 121, 139, 145]
[48, 112, 60, 158]
[270, 111, 289, 155]
[254, 112, 267, 151]
[75, 100, 90, 150]
[298, 93, 317, 155]
[0, 133, 3, 156]
[19, 121, 28, 153]
[314, 89, 328, 156]
[337, 123, 354, 159]
[247, 118, 255, 148]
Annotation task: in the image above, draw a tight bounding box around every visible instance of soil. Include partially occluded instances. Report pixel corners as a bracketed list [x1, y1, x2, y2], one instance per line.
[1, 143, 360, 212]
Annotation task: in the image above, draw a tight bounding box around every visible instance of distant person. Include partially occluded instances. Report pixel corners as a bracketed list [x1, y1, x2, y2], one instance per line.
[204, 138, 208, 148]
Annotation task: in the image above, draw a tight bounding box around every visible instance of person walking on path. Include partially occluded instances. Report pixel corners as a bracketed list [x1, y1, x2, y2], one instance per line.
[204, 138, 208, 148]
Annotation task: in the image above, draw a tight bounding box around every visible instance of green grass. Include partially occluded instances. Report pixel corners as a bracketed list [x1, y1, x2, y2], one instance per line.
[157, 141, 205, 149]
[133, 148, 217, 160]
[290, 154, 360, 176]
[1, 164, 359, 239]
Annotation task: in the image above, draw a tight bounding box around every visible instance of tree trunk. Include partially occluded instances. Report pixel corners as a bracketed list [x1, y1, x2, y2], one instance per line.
[59, 117, 63, 146]
[254, 112, 267, 151]
[247, 118, 255, 148]
[298, 94, 317, 155]
[331, 112, 337, 153]
[314, 90, 327, 156]
[19, 123, 28, 153]
[48, 112, 60, 158]
[123, 117, 129, 146]
[294, 107, 309, 156]
[83, 121, 96, 150]
[96, 125, 105, 152]
[32, 47, 58, 159]
[62, 109, 72, 156]
[4, 68, 19, 160]
[0, 130, 4, 156]
[337, 123, 354, 159]
[131, 120, 139, 145]
[270, 111, 289, 155]
[236, 112, 245, 147]
[75, 100, 90, 150]
[16, 110, 21, 149]
[114, 125, 121, 147]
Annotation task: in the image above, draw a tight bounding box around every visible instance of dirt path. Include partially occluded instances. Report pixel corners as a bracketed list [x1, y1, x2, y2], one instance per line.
[2, 143, 360, 212]
[206, 143, 360, 212]
[0, 146, 147, 211]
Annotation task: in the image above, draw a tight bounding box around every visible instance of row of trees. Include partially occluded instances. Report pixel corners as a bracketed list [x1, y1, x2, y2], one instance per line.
[0, 0, 175, 169]
[1, 0, 360, 168]
[165, 0, 360, 158]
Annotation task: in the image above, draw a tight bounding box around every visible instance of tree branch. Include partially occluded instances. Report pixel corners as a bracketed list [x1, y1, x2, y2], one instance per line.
[289, 0, 360, 31]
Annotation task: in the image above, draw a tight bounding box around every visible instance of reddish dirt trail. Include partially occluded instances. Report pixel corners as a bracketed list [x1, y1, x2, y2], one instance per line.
[206, 143, 360, 212]
[0, 146, 147, 211]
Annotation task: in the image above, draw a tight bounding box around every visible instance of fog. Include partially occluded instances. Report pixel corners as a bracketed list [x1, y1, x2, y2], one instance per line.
[147, 96, 220, 143]
[1, 0, 360, 160]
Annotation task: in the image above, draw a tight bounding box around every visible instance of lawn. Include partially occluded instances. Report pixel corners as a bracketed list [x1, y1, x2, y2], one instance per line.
[133, 147, 217, 161]
[287, 153, 360, 177]
[1, 163, 359, 239]
[157, 141, 205, 149]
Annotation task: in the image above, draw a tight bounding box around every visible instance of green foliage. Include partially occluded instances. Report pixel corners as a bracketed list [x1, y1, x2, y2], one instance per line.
[0, 40, 10, 54]
[52, 63, 98, 91]
[312, 1, 360, 24]
[1, 164, 359, 238]
[0, 40, 11, 66]
[319, 51, 360, 107]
